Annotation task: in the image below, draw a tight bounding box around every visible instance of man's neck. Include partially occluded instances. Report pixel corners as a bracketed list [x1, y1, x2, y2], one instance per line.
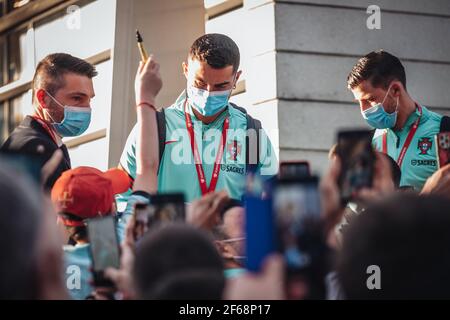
[393, 96, 417, 131]
[192, 107, 227, 124]
[32, 109, 62, 139]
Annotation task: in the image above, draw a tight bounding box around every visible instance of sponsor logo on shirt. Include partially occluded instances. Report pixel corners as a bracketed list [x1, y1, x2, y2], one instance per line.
[220, 164, 245, 175]
[418, 137, 432, 155]
[411, 159, 437, 166]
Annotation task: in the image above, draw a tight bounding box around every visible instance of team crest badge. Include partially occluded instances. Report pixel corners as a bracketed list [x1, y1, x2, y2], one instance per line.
[418, 137, 432, 155]
[227, 140, 242, 161]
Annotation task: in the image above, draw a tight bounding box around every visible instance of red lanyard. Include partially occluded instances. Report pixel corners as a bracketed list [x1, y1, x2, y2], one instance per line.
[184, 102, 229, 195]
[31, 115, 58, 145]
[382, 105, 422, 167]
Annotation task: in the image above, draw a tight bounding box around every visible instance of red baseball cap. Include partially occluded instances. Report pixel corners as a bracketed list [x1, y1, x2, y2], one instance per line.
[51, 166, 132, 226]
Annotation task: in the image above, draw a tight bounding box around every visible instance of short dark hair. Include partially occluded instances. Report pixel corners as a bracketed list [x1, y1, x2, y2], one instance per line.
[189, 33, 240, 72]
[338, 194, 450, 299]
[0, 164, 42, 299]
[133, 224, 225, 299]
[32, 53, 97, 102]
[347, 50, 406, 90]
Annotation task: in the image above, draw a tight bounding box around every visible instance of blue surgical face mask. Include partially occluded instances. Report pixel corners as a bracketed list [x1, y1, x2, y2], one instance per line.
[361, 85, 399, 129]
[44, 91, 91, 137]
[187, 86, 232, 116]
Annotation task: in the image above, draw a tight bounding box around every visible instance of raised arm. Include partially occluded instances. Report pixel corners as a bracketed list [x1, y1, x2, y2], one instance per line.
[133, 56, 162, 194]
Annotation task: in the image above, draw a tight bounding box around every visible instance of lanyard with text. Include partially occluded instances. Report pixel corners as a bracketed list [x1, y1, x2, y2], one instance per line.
[382, 104, 422, 167]
[31, 115, 58, 145]
[184, 102, 229, 195]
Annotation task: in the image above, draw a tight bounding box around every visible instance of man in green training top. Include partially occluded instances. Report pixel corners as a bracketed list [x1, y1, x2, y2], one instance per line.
[118, 33, 277, 204]
[347, 50, 446, 191]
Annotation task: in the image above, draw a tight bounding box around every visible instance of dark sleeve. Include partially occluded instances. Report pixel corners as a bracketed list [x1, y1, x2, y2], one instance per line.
[4, 136, 70, 190]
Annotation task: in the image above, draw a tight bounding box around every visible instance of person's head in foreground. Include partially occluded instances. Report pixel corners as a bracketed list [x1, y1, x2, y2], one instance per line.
[338, 194, 450, 299]
[51, 166, 130, 244]
[0, 163, 67, 299]
[133, 224, 225, 299]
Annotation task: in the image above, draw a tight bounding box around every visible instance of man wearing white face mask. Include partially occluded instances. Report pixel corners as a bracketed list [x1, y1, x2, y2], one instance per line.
[347, 50, 450, 191]
[118, 34, 277, 203]
[1, 53, 96, 189]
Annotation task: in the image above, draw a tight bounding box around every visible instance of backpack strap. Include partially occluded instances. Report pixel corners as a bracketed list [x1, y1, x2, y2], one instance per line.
[156, 108, 166, 171]
[229, 102, 262, 174]
[440, 115, 450, 133]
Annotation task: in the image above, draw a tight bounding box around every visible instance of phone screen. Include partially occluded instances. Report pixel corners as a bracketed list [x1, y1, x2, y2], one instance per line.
[133, 202, 152, 242]
[337, 130, 375, 204]
[279, 162, 311, 180]
[273, 177, 321, 272]
[87, 216, 120, 272]
[245, 174, 275, 273]
[436, 132, 450, 168]
[147, 193, 186, 227]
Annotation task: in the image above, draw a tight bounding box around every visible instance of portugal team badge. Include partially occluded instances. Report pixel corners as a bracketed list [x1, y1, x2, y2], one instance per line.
[418, 137, 432, 155]
[227, 140, 242, 161]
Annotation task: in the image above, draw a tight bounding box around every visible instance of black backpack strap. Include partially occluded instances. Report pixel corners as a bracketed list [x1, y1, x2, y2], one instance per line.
[229, 103, 261, 174]
[440, 116, 450, 133]
[156, 108, 166, 170]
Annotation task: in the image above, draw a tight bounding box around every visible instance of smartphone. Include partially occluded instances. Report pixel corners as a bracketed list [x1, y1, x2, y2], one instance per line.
[336, 129, 375, 205]
[0, 150, 45, 184]
[273, 176, 329, 299]
[279, 161, 311, 180]
[245, 174, 275, 273]
[435, 132, 450, 168]
[147, 193, 186, 227]
[133, 202, 152, 242]
[87, 216, 120, 287]
[273, 176, 322, 273]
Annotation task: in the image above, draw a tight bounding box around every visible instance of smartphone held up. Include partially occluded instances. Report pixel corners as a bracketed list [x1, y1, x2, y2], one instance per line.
[336, 129, 376, 205]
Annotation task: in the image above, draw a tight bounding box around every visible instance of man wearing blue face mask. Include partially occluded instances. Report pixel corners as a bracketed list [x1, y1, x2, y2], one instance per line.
[1, 53, 96, 189]
[347, 50, 449, 191]
[118, 33, 277, 204]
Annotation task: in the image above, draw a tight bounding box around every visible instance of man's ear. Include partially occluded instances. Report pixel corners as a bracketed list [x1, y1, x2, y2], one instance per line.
[182, 61, 188, 79]
[391, 81, 403, 97]
[234, 70, 242, 87]
[214, 240, 234, 259]
[36, 89, 49, 108]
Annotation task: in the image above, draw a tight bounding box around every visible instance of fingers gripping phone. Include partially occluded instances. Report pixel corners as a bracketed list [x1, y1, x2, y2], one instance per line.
[336, 129, 375, 205]
[87, 216, 120, 288]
